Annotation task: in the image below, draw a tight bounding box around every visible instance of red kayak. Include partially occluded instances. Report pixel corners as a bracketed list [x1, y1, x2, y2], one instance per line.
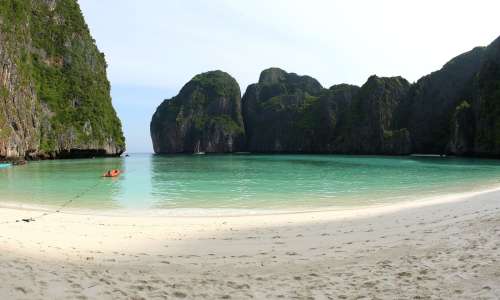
[103, 169, 121, 178]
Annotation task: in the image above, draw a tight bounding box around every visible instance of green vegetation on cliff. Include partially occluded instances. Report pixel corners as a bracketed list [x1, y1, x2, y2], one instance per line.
[150, 36, 500, 157]
[0, 0, 124, 158]
[241, 68, 325, 152]
[151, 71, 245, 153]
[475, 41, 500, 154]
[241, 69, 410, 154]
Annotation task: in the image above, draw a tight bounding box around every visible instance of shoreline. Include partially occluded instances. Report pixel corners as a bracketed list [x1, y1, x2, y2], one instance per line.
[1, 185, 500, 298]
[1, 182, 500, 219]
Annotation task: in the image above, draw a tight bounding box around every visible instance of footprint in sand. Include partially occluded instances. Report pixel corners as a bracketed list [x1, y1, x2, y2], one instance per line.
[14, 286, 28, 294]
[173, 291, 187, 298]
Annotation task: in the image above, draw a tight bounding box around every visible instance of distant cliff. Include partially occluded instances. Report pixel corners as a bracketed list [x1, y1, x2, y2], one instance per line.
[0, 0, 125, 159]
[342, 75, 411, 154]
[397, 36, 500, 156]
[241, 69, 410, 154]
[151, 35, 500, 157]
[150, 71, 245, 153]
[242, 68, 323, 152]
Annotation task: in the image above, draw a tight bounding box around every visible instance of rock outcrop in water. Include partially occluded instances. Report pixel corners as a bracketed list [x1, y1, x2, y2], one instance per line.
[396, 36, 500, 156]
[343, 75, 411, 154]
[150, 71, 245, 153]
[396, 46, 486, 155]
[242, 68, 323, 152]
[470, 36, 500, 156]
[241, 69, 411, 154]
[151, 35, 500, 157]
[0, 0, 125, 160]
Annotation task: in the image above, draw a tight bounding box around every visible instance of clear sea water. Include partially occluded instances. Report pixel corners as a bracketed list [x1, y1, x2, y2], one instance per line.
[1, 154, 500, 212]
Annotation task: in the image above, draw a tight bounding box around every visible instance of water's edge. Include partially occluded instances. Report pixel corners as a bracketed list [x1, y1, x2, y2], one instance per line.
[1, 182, 499, 218]
[3, 154, 500, 213]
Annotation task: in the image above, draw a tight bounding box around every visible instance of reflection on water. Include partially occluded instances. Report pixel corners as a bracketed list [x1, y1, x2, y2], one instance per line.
[0, 158, 124, 209]
[1, 154, 500, 210]
[150, 155, 270, 209]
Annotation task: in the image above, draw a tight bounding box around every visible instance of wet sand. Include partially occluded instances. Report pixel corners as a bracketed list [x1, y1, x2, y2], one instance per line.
[0, 188, 500, 299]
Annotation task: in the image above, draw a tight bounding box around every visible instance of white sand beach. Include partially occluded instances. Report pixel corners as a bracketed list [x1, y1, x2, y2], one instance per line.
[1, 188, 500, 299]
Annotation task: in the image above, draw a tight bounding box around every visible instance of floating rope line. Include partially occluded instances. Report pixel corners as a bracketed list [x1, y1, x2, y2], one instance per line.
[0, 177, 107, 225]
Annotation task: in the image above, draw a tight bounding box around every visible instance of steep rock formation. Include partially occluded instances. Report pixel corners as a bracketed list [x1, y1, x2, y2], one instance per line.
[242, 68, 324, 152]
[242, 69, 411, 154]
[305, 84, 360, 153]
[397, 35, 500, 157]
[151, 35, 500, 157]
[397, 47, 485, 154]
[0, 0, 124, 159]
[348, 76, 411, 154]
[474, 36, 500, 156]
[449, 101, 475, 155]
[150, 71, 245, 153]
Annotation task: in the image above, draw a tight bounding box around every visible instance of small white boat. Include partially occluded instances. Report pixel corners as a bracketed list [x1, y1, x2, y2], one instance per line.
[194, 141, 206, 155]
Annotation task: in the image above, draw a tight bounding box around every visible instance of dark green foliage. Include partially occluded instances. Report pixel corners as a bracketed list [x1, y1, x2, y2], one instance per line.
[399, 47, 485, 154]
[0, 87, 8, 99]
[397, 35, 500, 157]
[0, 0, 30, 32]
[448, 100, 475, 155]
[242, 68, 412, 154]
[295, 94, 320, 131]
[153, 35, 500, 157]
[0, 0, 125, 157]
[242, 68, 324, 152]
[30, 0, 124, 151]
[0, 86, 10, 138]
[476, 59, 500, 152]
[190, 71, 240, 98]
[151, 71, 245, 153]
[455, 100, 471, 112]
[212, 115, 245, 135]
[341, 76, 411, 154]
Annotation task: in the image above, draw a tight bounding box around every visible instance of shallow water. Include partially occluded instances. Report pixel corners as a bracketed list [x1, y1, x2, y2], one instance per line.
[1, 154, 500, 211]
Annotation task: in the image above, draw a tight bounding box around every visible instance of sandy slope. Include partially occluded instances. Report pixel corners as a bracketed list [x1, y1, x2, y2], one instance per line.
[0, 188, 500, 299]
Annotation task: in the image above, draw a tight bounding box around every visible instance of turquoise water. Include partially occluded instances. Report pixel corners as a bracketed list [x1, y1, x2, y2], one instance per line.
[1, 154, 500, 211]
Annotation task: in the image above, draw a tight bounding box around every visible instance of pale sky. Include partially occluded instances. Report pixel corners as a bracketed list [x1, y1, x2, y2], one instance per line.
[78, 0, 500, 153]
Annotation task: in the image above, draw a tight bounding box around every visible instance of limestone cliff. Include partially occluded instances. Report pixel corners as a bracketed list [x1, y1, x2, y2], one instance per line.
[347, 75, 411, 154]
[242, 68, 323, 152]
[150, 71, 244, 153]
[151, 35, 500, 157]
[241, 69, 410, 154]
[473, 36, 500, 156]
[0, 0, 124, 159]
[396, 47, 485, 154]
[397, 35, 500, 157]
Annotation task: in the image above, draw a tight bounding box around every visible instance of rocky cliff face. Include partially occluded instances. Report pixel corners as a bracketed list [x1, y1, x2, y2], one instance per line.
[151, 35, 500, 157]
[0, 0, 124, 159]
[473, 36, 500, 156]
[397, 47, 485, 154]
[397, 35, 500, 157]
[150, 71, 245, 154]
[242, 68, 323, 152]
[347, 76, 411, 154]
[241, 70, 411, 154]
[302, 84, 359, 153]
